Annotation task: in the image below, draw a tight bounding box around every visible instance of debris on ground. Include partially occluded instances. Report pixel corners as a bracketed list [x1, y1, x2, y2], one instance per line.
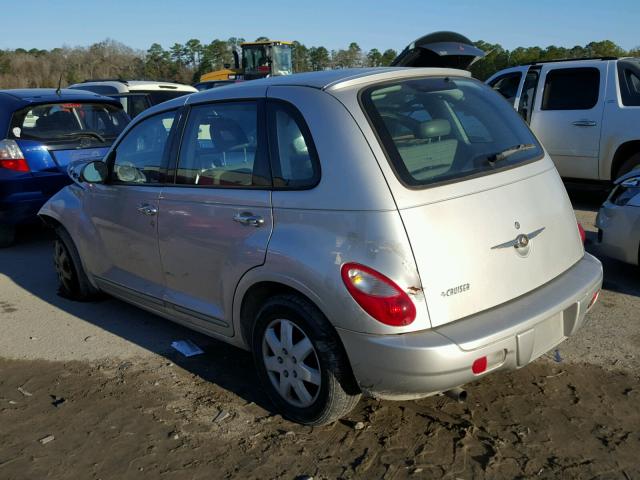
[170, 340, 204, 357]
[38, 435, 55, 445]
[17, 386, 32, 397]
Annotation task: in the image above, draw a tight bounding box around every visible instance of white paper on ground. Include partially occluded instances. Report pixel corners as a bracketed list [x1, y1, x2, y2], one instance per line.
[170, 339, 204, 357]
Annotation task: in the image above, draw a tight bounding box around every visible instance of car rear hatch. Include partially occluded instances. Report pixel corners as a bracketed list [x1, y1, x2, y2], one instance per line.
[360, 75, 584, 327]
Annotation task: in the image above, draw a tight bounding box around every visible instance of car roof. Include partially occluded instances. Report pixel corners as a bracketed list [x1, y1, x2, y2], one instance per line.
[229, 67, 470, 91]
[133, 67, 472, 123]
[68, 80, 197, 93]
[0, 88, 122, 112]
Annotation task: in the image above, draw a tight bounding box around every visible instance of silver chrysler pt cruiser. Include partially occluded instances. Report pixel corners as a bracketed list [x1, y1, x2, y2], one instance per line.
[40, 68, 603, 425]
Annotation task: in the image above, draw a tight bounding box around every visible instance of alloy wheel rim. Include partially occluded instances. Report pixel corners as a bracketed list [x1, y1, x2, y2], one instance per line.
[262, 318, 321, 408]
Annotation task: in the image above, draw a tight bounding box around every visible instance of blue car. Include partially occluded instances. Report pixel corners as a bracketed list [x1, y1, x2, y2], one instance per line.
[0, 89, 129, 246]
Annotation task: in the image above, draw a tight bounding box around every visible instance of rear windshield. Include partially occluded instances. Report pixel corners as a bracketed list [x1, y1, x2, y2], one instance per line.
[361, 76, 543, 188]
[142, 90, 192, 105]
[9, 102, 129, 145]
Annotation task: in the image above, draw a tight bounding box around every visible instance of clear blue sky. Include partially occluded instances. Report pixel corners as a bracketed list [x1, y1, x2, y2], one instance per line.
[3, 0, 638, 52]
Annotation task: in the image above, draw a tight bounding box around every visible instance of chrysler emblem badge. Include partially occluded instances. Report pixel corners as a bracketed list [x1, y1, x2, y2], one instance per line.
[514, 234, 529, 248]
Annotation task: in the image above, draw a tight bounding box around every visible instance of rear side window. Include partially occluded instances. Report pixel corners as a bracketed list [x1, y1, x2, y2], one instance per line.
[489, 72, 522, 104]
[617, 61, 640, 107]
[111, 110, 177, 184]
[267, 101, 319, 188]
[175, 101, 270, 187]
[361, 76, 543, 188]
[541, 68, 600, 110]
[10, 102, 128, 144]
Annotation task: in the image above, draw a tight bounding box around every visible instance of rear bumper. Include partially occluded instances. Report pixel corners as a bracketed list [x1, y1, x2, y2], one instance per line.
[595, 201, 640, 266]
[0, 175, 69, 226]
[337, 253, 603, 400]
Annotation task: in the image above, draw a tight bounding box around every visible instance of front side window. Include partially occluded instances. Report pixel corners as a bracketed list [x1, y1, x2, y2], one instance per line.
[111, 110, 177, 184]
[362, 76, 543, 188]
[541, 67, 600, 110]
[489, 72, 522, 105]
[175, 101, 269, 187]
[10, 102, 128, 145]
[268, 101, 319, 188]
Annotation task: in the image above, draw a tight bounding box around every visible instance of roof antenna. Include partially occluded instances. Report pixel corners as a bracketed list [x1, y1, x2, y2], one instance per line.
[56, 73, 63, 95]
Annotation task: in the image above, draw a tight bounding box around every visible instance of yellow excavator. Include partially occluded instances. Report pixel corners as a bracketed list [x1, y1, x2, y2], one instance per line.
[200, 40, 293, 82]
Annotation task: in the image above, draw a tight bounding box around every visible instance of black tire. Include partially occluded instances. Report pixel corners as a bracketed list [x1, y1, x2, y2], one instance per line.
[615, 152, 640, 179]
[0, 224, 16, 248]
[53, 227, 100, 301]
[252, 294, 361, 425]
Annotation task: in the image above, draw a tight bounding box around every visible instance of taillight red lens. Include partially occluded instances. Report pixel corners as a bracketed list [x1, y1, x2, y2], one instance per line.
[577, 222, 586, 244]
[0, 140, 29, 172]
[341, 263, 416, 326]
[472, 356, 487, 374]
[0, 158, 30, 172]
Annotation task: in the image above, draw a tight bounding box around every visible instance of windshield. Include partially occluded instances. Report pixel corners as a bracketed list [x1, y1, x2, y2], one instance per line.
[271, 45, 292, 75]
[361, 76, 543, 188]
[243, 45, 268, 72]
[10, 102, 129, 144]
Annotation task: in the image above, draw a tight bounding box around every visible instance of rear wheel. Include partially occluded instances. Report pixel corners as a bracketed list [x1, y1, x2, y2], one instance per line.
[252, 294, 361, 425]
[53, 227, 100, 301]
[615, 152, 640, 179]
[0, 225, 15, 248]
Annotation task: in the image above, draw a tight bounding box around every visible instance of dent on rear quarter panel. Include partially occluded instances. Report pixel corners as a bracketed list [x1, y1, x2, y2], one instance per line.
[264, 209, 431, 335]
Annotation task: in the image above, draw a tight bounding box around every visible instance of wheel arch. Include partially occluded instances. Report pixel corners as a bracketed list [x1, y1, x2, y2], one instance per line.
[234, 273, 336, 351]
[611, 140, 640, 180]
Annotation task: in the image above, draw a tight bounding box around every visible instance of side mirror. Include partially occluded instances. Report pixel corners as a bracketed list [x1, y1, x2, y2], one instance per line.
[80, 161, 108, 184]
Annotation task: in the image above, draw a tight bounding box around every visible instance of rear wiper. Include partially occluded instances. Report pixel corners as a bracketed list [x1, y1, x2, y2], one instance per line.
[487, 144, 536, 165]
[62, 131, 107, 143]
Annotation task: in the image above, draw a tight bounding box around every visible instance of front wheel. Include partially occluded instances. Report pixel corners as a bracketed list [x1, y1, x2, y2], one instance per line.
[53, 227, 100, 301]
[252, 295, 361, 425]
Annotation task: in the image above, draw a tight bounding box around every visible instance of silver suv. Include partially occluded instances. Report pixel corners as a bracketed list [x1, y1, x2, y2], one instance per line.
[40, 68, 603, 425]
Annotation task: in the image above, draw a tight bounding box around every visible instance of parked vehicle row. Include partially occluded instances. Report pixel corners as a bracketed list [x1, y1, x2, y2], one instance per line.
[69, 79, 197, 118]
[39, 67, 602, 425]
[487, 57, 640, 181]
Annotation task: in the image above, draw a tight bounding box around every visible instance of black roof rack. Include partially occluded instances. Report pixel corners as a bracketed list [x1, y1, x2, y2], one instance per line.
[81, 78, 129, 84]
[522, 56, 617, 66]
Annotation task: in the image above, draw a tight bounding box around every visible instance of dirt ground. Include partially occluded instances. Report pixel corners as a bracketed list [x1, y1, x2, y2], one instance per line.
[1, 357, 639, 480]
[1, 186, 639, 479]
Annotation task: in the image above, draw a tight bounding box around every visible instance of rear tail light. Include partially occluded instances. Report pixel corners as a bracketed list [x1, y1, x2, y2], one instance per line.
[0, 139, 29, 172]
[577, 222, 586, 244]
[341, 263, 416, 326]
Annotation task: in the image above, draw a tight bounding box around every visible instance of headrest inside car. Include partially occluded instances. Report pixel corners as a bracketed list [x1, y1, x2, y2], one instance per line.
[417, 119, 451, 139]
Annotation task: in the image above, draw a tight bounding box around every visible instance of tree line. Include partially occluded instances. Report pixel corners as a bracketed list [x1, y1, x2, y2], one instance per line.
[0, 37, 638, 88]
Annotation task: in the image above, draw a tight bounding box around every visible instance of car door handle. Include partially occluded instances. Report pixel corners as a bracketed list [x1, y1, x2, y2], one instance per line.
[233, 212, 264, 227]
[137, 204, 158, 216]
[572, 120, 597, 127]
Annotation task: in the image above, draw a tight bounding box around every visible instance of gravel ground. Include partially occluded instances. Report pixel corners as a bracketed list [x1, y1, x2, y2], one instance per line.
[1, 187, 639, 479]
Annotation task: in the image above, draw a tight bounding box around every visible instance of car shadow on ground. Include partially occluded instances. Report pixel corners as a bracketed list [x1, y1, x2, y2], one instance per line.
[1, 225, 275, 413]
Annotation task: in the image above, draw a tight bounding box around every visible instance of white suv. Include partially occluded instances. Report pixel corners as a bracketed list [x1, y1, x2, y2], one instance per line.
[68, 80, 197, 118]
[487, 57, 640, 181]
